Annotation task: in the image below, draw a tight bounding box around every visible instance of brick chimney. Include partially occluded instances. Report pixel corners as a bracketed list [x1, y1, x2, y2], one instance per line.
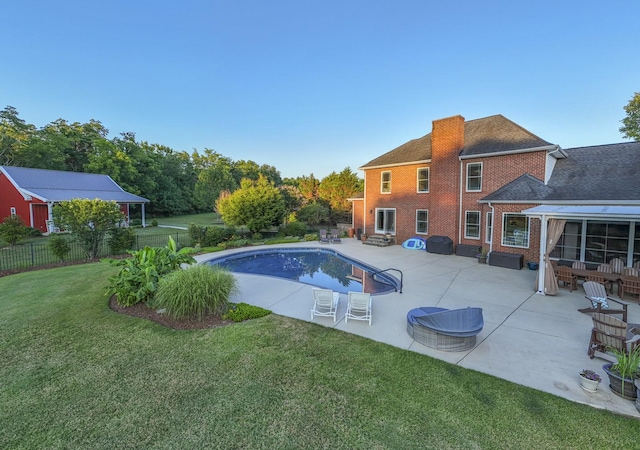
[429, 115, 465, 239]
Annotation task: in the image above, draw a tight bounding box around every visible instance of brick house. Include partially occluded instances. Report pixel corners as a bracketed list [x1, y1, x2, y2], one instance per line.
[0, 165, 149, 233]
[351, 114, 640, 287]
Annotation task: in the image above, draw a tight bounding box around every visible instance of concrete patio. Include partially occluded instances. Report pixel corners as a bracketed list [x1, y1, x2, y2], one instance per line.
[196, 238, 640, 418]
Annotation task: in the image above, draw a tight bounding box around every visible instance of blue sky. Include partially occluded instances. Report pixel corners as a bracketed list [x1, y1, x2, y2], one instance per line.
[1, 1, 638, 179]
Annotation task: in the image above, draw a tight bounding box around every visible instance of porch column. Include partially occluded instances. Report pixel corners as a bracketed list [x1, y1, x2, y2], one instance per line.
[141, 203, 146, 227]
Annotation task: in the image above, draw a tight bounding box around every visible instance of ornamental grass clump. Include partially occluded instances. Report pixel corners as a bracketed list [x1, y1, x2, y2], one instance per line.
[152, 264, 238, 320]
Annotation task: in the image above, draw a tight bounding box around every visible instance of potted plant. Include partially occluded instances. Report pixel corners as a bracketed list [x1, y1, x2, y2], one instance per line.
[578, 369, 602, 392]
[476, 247, 489, 264]
[602, 347, 640, 400]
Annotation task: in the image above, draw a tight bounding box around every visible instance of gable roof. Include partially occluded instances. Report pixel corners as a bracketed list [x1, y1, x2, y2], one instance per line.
[360, 115, 553, 169]
[481, 141, 640, 204]
[0, 166, 149, 203]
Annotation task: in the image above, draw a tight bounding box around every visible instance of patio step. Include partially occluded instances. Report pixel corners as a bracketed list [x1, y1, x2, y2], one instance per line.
[363, 235, 396, 247]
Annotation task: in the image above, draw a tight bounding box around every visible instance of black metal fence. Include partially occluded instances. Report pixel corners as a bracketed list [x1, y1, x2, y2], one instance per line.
[0, 232, 191, 272]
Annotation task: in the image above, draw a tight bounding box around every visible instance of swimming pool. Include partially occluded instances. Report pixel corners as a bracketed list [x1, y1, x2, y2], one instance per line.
[205, 247, 398, 294]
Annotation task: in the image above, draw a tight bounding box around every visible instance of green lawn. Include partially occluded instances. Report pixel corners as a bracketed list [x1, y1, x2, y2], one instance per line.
[1, 264, 638, 449]
[154, 212, 223, 229]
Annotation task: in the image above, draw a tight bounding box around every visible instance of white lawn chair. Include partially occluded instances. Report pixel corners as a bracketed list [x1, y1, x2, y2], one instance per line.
[310, 288, 340, 321]
[345, 292, 372, 325]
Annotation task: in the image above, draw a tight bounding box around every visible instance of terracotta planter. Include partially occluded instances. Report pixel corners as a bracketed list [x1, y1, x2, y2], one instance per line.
[603, 363, 637, 400]
[348, 228, 355, 238]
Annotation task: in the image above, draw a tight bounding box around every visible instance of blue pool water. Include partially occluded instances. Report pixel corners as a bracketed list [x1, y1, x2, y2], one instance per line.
[206, 248, 397, 295]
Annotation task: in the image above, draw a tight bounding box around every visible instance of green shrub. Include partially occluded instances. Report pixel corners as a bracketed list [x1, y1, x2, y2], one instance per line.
[129, 219, 143, 227]
[190, 224, 237, 247]
[219, 239, 248, 249]
[188, 223, 206, 246]
[49, 235, 71, 261]
[106, 237, 196, 306]
[109, 227, 136, 255]
[222, 302, 271, 322]
[0, 215, 30, 246]
[152, 265, 239, 320]
[26, 227, 42, 237]
[252, 232, 263, 240]
[304, 233, 318, 241]
[282, 221, 308, 237]
[151, 218, 159, 227]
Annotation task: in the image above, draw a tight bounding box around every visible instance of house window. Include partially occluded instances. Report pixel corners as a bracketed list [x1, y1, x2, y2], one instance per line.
[416, 210, 428, 234]
[381, 171, 391, 193]
[10, 207, 16, 216]
[485, 212, 493, 244]
[417, 168, 429, 193]
[465, 211, 481, 239]
[375, 208, 396, 234]
[466, 162, 482, 192]
[502, 213, 530, 248]
[585, 221, 629, 264]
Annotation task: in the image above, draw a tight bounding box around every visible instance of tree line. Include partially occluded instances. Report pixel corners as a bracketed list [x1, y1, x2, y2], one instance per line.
[0, 106, 363, 225]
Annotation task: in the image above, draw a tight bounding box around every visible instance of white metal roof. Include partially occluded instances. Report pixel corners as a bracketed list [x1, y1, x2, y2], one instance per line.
[522, 204, 640, 220]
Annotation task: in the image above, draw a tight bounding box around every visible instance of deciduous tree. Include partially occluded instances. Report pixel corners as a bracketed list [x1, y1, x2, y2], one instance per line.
[53, 199, 125, 258]
[216, 176, 286, 234]
[620, 92, 640, 141]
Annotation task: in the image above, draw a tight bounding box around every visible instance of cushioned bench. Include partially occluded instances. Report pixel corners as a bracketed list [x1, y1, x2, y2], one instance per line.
[489, 251, 524, 270]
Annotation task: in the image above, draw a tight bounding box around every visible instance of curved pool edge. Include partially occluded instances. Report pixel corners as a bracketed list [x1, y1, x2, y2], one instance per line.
[196, 243, 401, 295]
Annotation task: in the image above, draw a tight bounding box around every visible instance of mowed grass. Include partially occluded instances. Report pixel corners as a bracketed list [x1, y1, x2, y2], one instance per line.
[154, 212, 223, 229]
[1, 264, 638, 449]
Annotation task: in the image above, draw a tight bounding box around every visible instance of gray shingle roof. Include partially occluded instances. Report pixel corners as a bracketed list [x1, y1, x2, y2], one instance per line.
[360, 115, 553, 168]
[1, 166, 149, 203]
[482, 141, 640, 203]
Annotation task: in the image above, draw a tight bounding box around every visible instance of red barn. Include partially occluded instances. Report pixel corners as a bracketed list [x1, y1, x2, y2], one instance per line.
[0, 165, 149, 233]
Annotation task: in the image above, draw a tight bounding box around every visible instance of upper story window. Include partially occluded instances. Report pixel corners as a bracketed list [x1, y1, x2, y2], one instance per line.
[466, 162, 482, 192]
[417, 168, 429, 193]
[381, 171, 391, 193]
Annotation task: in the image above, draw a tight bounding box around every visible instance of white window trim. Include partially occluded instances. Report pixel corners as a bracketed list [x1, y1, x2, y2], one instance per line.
[485, 211, 493, 244]
[466, 162, 482, 192]
[502, 213, 531, 248]
[416, 167, 429, 193]
[375, 208, 396, 234]
[464, 210, 481, 240]
[416, 209, 428, 235]
[381, 171, 391, 194]
[10, 207, 17, 216]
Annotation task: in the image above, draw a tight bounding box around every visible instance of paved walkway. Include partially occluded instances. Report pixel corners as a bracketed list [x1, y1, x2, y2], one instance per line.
[195, 239, 640, 418]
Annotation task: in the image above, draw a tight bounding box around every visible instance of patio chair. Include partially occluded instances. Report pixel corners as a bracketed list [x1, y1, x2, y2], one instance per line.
[345, 292, 372, 325]
[571, 261, 586, 270]
[597, 263, 613, 273]
[586, 272, 613, 295]
[330, 229, 342, 244]
[588, 312, 640, 359]
[310, 288, 340, 321]
[579, 281, 629, 322]
[619, 275, 640, 301]
[634, 261, 640, 270]
[609, 258, 625, 274]
[556, 266, 577, 292]
[623, 267, 639, 277]
[406, 307, 484, 352]
[319, 229, 330, 244]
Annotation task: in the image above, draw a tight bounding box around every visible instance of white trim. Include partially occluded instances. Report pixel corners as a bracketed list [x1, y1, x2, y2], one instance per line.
[416, 167, 429, 193]
[459, 144, 562, 160]
[359, 159, 431, 171]
[464, 210, 481, 239]
[380, 171, 391, 194]
[522, 205, 640, 221]
[415, 209, 429, 235]
[466, 162, 482, 192]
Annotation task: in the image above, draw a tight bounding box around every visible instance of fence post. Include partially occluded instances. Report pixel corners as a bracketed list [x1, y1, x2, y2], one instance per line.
[31, 243, 35, 267]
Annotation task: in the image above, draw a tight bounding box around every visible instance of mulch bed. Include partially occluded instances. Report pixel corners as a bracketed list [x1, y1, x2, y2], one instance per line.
[108, 295, 234, 330]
